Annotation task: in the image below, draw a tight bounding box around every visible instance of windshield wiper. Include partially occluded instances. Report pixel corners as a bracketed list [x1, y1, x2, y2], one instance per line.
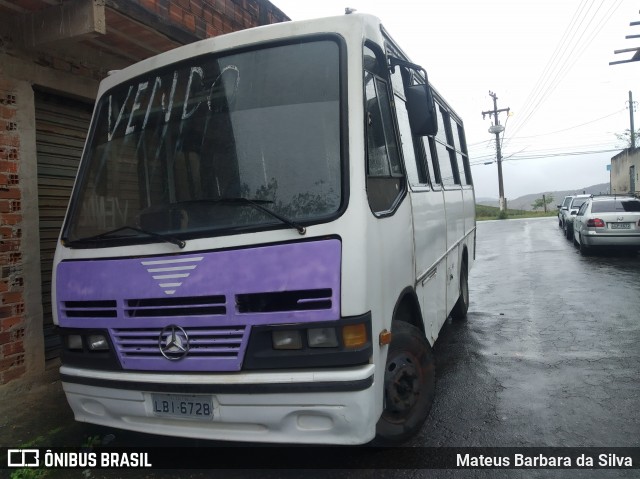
[67, 225, 186, 248]
[207, 197, 306, 235]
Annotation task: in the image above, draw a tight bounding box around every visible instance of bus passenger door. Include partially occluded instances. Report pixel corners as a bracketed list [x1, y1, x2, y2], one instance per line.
[395, 95, 447, 343]
[413, 188, 447, 343]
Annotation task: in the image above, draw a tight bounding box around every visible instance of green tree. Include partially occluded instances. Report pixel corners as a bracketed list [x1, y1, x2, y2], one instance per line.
[615, 128, 640, 148]
[531, 193, 554, 211]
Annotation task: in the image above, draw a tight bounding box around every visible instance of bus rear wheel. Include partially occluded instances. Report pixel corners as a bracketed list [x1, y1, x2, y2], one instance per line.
[376, 321, 435, 443]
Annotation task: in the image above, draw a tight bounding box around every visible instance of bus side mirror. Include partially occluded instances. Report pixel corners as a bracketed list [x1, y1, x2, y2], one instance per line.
[405, 83, 438, 137]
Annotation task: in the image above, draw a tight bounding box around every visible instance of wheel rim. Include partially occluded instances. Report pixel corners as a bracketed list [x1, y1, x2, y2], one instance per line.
[383, 352, 421, 418]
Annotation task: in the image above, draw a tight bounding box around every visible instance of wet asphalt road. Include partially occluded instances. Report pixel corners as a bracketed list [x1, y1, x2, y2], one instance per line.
[17, 217, 640, 478]
[422, 216, 640, 451]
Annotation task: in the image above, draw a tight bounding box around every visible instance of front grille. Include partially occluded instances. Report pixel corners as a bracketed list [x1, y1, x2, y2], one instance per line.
[112, 326, 245, 359]
[61, 300, 117, 319]
[236, 289, 333, 313]
[125, 295, 226, 317]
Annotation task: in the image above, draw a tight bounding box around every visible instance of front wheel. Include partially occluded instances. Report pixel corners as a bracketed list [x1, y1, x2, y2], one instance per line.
[376, 321, 435, 444]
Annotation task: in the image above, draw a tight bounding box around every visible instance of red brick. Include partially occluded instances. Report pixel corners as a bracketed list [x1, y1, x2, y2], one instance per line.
[2, 291, 22, 305]
[0, 315, 21, 331]
[169, 3, 183, 23]
[0, 213, 22, 225]
[203, 7, 213, 24]
[3, 340, 24, 356]
[0, 241, 19, 253]
[0, 226, 17, 238]
[139, 0, 156, 13]
[0, 135, 19, 148]
[0, 331, 9, 345]
[0, 187, 20, 199]
[184, 11, 196, 31]
[189, 0, 204, 17]
[0, 160, 18, 173]
[0, 106, 16, 120]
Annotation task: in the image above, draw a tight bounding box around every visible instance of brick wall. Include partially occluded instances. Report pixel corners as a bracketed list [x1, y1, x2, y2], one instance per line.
[0, 86, 26, 385]
[0, 0, 290, 387]
[131, 0, 288, 40]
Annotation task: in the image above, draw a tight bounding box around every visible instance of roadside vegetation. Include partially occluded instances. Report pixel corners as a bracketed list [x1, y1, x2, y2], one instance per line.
[476, 204, 558, 221]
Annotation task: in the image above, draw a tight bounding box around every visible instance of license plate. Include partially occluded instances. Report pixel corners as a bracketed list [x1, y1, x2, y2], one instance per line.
[151, 394, 214, 419]
[610, 223, 631, 229]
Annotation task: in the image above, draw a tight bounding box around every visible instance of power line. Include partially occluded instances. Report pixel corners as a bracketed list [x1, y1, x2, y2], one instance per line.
[468, 108, 625, 151]
[470, 147, 620, 166]
[507, 108, 625, 139]
[504, 0, 623, 147]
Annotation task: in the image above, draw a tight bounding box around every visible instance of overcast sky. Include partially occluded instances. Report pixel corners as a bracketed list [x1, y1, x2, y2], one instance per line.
[272, 0, 638, 200]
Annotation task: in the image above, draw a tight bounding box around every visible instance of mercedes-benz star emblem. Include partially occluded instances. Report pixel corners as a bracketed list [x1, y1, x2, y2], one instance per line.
[158, 325, 190, 360]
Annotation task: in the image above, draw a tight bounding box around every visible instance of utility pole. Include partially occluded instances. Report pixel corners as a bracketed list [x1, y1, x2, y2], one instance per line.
[628, 91, 636, 150]
[482, 91, 510, 212]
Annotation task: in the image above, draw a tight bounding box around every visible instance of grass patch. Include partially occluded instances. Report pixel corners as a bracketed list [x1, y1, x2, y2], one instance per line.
[476, 204, 558, 221]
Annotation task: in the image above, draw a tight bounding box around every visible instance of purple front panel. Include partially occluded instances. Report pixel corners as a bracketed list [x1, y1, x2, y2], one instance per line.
[57, 239, 341, 371]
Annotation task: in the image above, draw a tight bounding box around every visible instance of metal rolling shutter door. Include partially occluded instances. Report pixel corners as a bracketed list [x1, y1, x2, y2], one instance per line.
[35, 91, 93, 360]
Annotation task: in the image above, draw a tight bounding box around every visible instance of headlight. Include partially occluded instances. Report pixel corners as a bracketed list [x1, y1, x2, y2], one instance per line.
[307, 328, 338, 348]
[272, 330, 303, 350]
[87, 334, 109, 351]
[243, 313, 373, 369]
[67, 334, 83, 351]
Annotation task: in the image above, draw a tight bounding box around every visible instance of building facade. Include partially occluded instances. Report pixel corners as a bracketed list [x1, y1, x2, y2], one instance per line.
[0, 0, 288, 389]
[610, 149, 640, 195]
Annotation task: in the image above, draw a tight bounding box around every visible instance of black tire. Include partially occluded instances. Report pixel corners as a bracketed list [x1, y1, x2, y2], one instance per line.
[572, 231, 579, 247]
[376, 321, 435, 444]
[450, 262, 469, 320]
[578, 234, 589, 256]
[565, 224, 573, 240]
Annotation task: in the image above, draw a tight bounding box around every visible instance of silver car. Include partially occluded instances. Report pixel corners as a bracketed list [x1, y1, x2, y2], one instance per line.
[573, 195, 640, 255]
[557, 195, 573, 229]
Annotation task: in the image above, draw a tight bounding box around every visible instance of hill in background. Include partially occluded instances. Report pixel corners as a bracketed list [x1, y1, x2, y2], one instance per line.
[477, 183, 610, 211]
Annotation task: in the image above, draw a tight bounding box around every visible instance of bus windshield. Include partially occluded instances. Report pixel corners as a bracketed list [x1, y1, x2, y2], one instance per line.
[63, 39, 342, 246]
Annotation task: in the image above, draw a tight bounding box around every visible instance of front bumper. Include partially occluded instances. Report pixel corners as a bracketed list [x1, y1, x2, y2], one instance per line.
[61, 364, 377, 445]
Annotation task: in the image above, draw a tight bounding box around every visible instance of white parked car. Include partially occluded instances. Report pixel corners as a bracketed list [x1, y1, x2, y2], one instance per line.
[573, 195, 640, 255]
[562, 194, 591, 240]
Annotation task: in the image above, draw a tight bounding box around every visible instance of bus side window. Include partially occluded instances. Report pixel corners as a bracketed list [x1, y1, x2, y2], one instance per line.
[392, 68, 427, 187]
[455, 120, 473, 186]
[422, 137, 441, 187]
[364, 44, 405, 214]
[433, 105, 458, 188]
